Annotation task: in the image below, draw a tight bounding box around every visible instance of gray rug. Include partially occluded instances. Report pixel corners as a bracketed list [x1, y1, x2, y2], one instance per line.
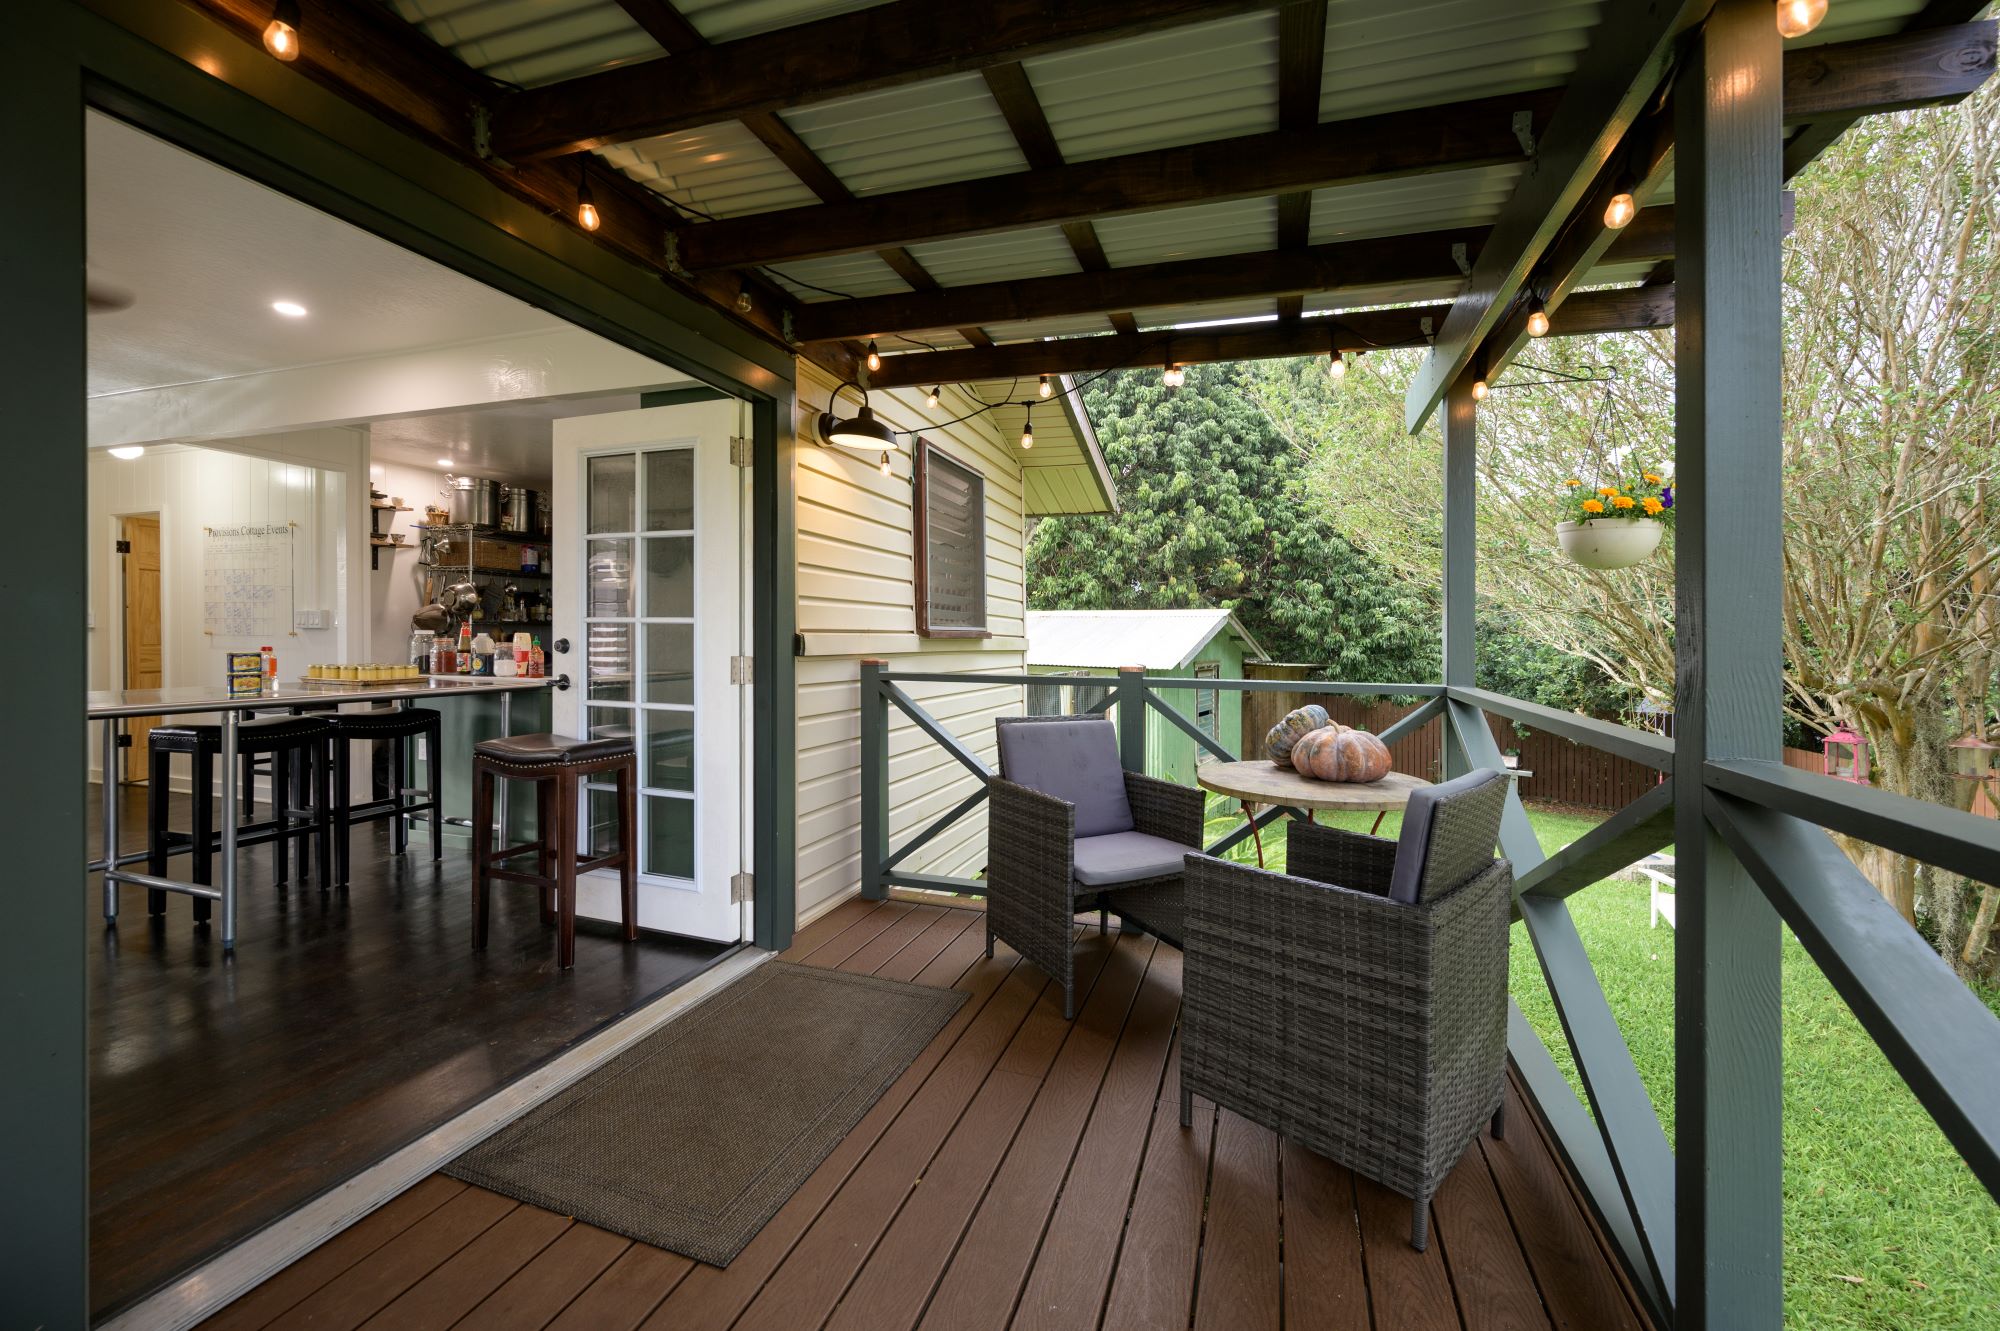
[446, 961, 966, 1267]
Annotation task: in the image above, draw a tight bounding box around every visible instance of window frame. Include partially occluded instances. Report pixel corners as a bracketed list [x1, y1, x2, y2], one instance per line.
[912, 437, 990, 639]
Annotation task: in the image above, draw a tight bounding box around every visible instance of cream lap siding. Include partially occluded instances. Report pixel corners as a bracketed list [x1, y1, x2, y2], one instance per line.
[794, 362, 1027, 925]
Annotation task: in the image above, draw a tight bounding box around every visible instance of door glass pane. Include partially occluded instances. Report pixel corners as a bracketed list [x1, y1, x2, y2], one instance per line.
[587, 707, 633, 743]
[646, 794, 694, 878]
[645, 449, 694, 530]
[588, 454, 635, 533]
[645, 623, 694, 705]
[587, 624, 633, 701]
[645, 537, 694, 617]
[587, 539, 633, 618]
[646, 711, 695, 791]
[588, 788, 622, 858]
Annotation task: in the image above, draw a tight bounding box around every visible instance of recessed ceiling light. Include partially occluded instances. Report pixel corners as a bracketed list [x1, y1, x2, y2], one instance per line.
[108, 445, 145, 461]
[272, 300, 308, 317]
[436, 458, 454, 468]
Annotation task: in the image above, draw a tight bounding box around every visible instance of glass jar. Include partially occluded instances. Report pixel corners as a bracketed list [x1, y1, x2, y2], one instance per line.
[410, 630, 435, 672]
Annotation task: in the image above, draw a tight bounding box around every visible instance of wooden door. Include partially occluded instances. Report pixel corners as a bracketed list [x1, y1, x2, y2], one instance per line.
[121, 515, 162, 781]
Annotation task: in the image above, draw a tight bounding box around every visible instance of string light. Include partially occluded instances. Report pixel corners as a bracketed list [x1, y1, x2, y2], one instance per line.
[1603, 180, 1637, 230]
[879, 451, 893, 476]
[865, 340, 882, 373]
[575, 167, 600, 232]
[1327, 351, 1348, 380]
[1038, 374, 1053, 399]
[1020, 406, 1034, 450]
[263, 0, 301, 60]
[1472, 378, 1489, 401]
[1776, 0, 1828, 38]
[1161, 362, 1185, 389]
[924, 386, 940, 409]
[1526, 296, 1550, 339]
[734, 289, 753, 314]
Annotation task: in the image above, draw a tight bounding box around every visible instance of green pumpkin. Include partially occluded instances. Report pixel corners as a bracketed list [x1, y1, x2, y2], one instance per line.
[1265, 704, 1332, 768]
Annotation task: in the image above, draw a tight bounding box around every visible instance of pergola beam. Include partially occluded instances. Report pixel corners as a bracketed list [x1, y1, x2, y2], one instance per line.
[491, 0, 1271, 160]
[864, 285, 1672, 388]
[673, 89, 1561, 270]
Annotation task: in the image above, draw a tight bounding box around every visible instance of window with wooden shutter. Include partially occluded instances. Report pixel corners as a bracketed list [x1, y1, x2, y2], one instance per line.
[914, 439, 988, 637]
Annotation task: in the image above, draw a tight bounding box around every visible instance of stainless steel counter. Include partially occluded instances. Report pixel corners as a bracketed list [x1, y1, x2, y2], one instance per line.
[87, 674, 552, 718]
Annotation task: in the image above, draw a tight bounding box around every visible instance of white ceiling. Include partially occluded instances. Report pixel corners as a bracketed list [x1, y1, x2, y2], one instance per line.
[86, 112, 567, 397]
[368, 396, 645, 486]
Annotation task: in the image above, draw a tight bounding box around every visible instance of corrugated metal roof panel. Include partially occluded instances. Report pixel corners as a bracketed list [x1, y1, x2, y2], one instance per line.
[765, 251, 912, 302]
[1798, 0, 1927, 48]
[597, 119, 820, 219]
[388, 0, 659, 87]
[674, 0, 879, 43]
[1027, 609, 1268, 670]
[1319, 0, 1598, 120]
[977, 314, 1123, 345]
[1093, 197, 1279, 267]
[1026, 11, 1280, 163]
[1132, 301, 1279, 330]
[1309, 163, 1523, 243]
[781, 73, 1028, 197]
[905, 226, 1082, 287]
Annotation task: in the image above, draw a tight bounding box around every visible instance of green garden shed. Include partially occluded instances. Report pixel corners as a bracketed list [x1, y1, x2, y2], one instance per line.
[1025, 609, 1269, 788]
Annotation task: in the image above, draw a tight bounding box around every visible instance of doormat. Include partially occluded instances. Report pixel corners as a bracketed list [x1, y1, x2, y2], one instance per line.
[446, 961, 966, 1267]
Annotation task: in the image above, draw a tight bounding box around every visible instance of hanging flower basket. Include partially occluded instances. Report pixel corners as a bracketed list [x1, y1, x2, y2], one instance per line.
[1556, 517, 1665, 570]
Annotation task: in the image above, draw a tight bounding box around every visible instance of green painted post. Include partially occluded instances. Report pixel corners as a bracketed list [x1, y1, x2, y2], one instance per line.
[1116, 666, 1149, 773]
[1441, 377, 1478, 778]
[860, 659, 890, 900]
[1674, 1, 1788, 1324]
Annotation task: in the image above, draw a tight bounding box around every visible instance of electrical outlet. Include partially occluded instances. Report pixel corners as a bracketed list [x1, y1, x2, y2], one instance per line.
[293, 609, 329, 630]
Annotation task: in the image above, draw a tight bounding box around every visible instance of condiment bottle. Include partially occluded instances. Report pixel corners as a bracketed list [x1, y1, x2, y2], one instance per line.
[528, 636, 545, 679]
[260, 645, 277, 683]
[456, 622, 473, 674]
[471, 630, 495, 677]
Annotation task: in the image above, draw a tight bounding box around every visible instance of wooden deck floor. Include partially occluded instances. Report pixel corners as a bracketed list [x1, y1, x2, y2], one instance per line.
[198, 896, 1655, 1331]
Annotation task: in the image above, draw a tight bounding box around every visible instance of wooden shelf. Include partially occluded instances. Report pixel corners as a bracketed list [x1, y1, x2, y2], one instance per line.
[370, 502, 413, 512]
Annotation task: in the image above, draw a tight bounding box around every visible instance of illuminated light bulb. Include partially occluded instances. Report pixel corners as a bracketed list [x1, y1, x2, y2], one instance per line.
[1526, 297, 1550, 338]
[1162, 363, 1185, 388]
[1471, 378, 1489, 401]
[1327, 352, 1347, 380]
[879, 451, 893, 476]
[734, 290, 752, 314]
[271, 300, 307, 318]
[109, 445, 146, 461]
[575, 172, 600, 232]
[1603, 190, 1637, 230]
[263, 0, 300, 61]
[1038, 374, 1053, 399]
[1020, 411, 1034, 450]
[866, 340, 882, 373]
[924, 386, 940, 409]
[1776, 0, 1828, 38]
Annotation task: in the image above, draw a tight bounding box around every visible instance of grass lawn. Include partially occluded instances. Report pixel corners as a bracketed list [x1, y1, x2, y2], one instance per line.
[1202, 795, 2000, 1330]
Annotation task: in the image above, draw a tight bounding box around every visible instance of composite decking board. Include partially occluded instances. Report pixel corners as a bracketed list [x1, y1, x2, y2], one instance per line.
[449, 1224, 633, 1331]
[728, 935, 1113, 1331]
[1099, 1094, 1217, 1331]
[835, 901, 948, 973]
[1276, 1141, 1371, 1331]
[198, 1176, 470, 1331]
[871, 907, 983, 983]
[1433, 1138, 1556, 1331]
[541, 1241, 692, 1331]
[793, 898, 915, 968]
[778, 896, 885, 961]
[1477, 1082, 1647, 1331]
[825, 931, 1158, 1331]
[994, 950, 1184, 1331]
[636, 928, 1028, 1329]
[1192, 1110, 1284, 1330]
[360, 1204, 573, 1330]
[1353, 1173, 1465, 1331]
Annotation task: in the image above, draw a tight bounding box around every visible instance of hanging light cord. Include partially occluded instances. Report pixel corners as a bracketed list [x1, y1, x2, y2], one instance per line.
[1487, 361, 1618, 391]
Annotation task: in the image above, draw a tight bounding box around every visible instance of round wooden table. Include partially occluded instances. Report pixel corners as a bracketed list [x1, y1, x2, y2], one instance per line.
[1196, 761, 1431, 867]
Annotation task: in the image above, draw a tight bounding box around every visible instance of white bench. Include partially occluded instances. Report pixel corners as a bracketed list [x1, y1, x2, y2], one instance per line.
[1635, 853, 1676, 929]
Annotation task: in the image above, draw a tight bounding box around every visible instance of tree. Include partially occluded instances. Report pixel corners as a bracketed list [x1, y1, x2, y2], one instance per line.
[1258, 90, 2000, 977]
[1026, 361, 1438, 685]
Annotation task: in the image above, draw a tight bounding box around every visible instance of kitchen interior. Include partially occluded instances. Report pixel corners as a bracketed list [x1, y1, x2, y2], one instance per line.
[82, 110, 743, 1320]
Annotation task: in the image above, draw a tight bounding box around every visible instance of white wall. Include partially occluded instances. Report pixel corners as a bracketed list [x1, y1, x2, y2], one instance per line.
[366, 455, 449, 661]
[794, 362, 1029, 926]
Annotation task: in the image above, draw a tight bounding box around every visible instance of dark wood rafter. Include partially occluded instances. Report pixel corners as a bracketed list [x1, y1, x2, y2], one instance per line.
[674, 89, 1563, 270]
[1273, 0, 1329, 325]
[1402, 0, 1711, 433]
[491, 0, 1272, 160]
[982, 61, 1140, 336]
[797, 210, 1691, 343]
[864, 285, 1673, 387]
[1470, 22, 1993, 393]
[607, 0, 991, 350]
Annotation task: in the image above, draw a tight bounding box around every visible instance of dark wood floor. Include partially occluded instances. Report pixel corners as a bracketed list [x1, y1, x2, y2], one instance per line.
[198, 896, 1656, 1331]
[86, 782, 728, 1323]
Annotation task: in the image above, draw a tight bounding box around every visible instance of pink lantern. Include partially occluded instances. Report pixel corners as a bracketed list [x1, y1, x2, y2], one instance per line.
[1822, 728, 1869, 784]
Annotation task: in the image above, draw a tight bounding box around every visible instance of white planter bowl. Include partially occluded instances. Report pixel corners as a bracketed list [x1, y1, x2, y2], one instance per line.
[1556, 518, 1664, 570]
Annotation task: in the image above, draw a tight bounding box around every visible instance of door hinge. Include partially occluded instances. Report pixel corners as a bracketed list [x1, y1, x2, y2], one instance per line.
[729, 655, 753, 685]
[115, 539, 132, 554]
[730, 871, 754, 904]
[729, 435, 753, 468]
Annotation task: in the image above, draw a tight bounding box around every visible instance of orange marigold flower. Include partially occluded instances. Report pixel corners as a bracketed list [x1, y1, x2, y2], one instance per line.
[1597, 486, 1619, 497]
[1581, 499, 1606, 514]
[1641, 497, 1664, 515]
[1613, 495, 1636, 510]
[1565, 478, 1583, 487]
[1642, 472, 1663, 484]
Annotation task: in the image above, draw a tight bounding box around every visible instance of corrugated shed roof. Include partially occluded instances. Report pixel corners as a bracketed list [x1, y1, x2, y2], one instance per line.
[1027, 609, 1270, 671]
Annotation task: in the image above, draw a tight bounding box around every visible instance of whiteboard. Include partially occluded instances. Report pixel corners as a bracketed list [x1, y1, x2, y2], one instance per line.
[202, 522, 294, 639]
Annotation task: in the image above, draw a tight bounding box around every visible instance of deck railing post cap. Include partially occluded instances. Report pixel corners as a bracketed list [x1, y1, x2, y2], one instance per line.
[1118, 664, 1146, 674]
[860, 658, 889, 667]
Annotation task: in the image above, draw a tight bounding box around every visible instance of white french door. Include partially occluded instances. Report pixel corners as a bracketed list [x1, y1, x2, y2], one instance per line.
[551, 401, 747, 943]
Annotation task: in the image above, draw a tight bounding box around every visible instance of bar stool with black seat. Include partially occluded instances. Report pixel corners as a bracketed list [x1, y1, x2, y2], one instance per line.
[146, 714, 334, 920]
[326, 706, 444, 886]
[471, 732, 637, 969]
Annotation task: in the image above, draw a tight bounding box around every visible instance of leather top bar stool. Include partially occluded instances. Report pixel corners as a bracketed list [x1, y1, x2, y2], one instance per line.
[472, 732, 637, 969]
[147, 715, 333, 921]
[325, 706, 443, 886]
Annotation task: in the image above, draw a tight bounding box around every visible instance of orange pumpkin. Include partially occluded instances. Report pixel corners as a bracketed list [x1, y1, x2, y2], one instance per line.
[1293, 724, 1394, 784]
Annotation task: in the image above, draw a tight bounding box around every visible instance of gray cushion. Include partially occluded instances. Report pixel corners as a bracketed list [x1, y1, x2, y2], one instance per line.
[1072, 831, 1191, 887]
[996, 719, 1135, 837]
[1388, 768, 1506, 905]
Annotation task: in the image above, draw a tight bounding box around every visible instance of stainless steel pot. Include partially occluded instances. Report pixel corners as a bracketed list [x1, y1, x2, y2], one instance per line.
[533, 490, 552, 537]
[500, 485, 534, 533]
[447, 475, 499, 527]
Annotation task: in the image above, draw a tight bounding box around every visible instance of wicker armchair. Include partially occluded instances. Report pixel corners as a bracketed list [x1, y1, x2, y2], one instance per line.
[1179, 768, 1513, 1250]
[988, 716, 1205, 1018]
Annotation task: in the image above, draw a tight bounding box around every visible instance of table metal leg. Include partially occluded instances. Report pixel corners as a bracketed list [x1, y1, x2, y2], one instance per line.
[496, 689, 512, 839]
[220, 709, 240, 951]
[102, 717, 120, 921]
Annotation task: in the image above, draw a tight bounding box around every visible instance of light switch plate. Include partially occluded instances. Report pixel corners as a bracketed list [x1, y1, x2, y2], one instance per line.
[293, 609, 329, 630]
